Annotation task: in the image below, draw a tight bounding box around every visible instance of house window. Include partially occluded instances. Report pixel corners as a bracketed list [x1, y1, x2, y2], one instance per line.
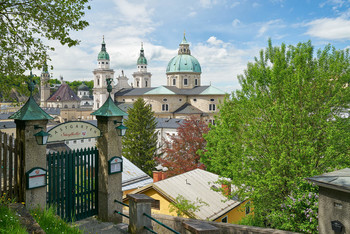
[209, 119, 216, 125]
[246, 202, 251, 215]
[152, 200, 160, 210]
[184, 78, 188, 86]
[173, 79, 176, 85]
[221, 216, 228, 223]
[162, 104, 169, 111]
[209, 104, 216, 111]
[195, 79, 198, 86]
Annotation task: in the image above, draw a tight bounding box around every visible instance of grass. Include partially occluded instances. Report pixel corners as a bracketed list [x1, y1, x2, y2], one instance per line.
[31, 206, 82, 234]
[0, 205, 27, 234]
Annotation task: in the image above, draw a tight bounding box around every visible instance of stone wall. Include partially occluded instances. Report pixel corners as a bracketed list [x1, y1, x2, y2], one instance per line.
[122, 211, 298, 234]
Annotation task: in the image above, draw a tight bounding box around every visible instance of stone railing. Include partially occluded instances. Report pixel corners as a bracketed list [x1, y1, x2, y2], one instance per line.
[120, 194, 298, 234]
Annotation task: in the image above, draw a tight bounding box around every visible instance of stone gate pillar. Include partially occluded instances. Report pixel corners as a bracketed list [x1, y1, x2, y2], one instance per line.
[9, 76, 53, 210]
[91, 78, 127, 222]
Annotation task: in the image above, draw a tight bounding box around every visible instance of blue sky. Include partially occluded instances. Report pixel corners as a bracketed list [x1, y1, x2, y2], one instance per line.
[43, 0, 350, 93]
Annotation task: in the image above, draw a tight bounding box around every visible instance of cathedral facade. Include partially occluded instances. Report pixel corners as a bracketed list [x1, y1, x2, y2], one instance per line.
[41, 34, 226, 122]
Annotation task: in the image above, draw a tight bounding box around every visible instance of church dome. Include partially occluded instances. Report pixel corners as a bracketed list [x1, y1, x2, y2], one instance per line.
[166, 34, 201, 74]
[166, 54, 201, 73]
[78, 82, 89, 91]
[98, 38, 110, 60]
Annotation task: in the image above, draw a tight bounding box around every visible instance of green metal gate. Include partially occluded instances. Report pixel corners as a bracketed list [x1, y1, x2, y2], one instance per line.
[47, 147, 98, 221]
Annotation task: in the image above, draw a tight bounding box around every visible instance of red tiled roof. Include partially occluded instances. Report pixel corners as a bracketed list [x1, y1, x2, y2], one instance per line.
[47, 83, 80, 102]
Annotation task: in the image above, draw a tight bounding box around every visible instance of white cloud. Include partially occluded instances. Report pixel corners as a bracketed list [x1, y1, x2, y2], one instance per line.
[306, 17, 350, 40]
[199, 0, 218, 8]
[230, 2, 240, 8]
[232, 19, 241, 27]
[207, 36, 224, 46]
[257, 19, 283, 37]
[188, 11, 197, 17]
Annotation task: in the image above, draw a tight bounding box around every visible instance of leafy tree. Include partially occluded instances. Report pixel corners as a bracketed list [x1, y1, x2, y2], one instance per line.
[201, 40, 350, 227]
[156, 116, 209, 177]
[122, 98, 159, 175]
[0, 0, 90, 98]
[169, 195, 208, 219]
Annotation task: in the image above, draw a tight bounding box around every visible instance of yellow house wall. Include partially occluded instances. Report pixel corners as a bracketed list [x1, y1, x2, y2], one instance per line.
[124, 188, 188, 218]
[215, 200, 251, 224]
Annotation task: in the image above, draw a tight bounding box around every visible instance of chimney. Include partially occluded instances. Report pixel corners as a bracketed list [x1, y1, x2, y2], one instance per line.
[222, 184, 231, 196]
[153, 171, 162, 183]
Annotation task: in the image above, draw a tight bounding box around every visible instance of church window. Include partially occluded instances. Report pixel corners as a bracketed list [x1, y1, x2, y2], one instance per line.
[141, 66, 143, 68]
[210, 98, 215, 101]
[81, 139, 84, 143]
[145, 66, 147, 68]
[64, 105, 68, 108]
[209, 104, 216, 111]
[132, 99, 134, 101]
[145, 81, 148, 87]
[98, 62, 100, 64]
[193, 98, 197, 102]
[162, 104, 169, 111]
[195, 79, 198, 86]
[179, 99, 182, 102]
[102, 62, 104, 64]
[97, 78, 100, 86]
[172, 79, 176, 86]
[97, 103, 100, 109]
[72, 105, 75, 108]
[106, 62, 108, 64]
[184, 78, 188, 86]
[163, 98, 167, 102]
[123, 99, 125, 102]
[137, 81, 139, 87]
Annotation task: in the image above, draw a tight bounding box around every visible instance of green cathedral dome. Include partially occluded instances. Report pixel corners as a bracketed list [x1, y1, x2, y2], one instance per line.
[166, 34, 201, 74]
[98, 38, 110, 60]
[137, 42, 147, 65]
[166, 54, 201, 73]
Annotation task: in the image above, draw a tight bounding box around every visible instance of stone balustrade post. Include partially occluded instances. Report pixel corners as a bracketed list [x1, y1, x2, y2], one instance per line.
[127, 194, 154, 234]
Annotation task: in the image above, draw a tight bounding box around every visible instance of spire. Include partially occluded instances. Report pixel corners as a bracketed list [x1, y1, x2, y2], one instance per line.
[181, 30, 188, 44]
[42, 60, 49, 74]
[98, 35, 110, 60]
[101, 35, 106, 52]
[137, 42, 147, 65]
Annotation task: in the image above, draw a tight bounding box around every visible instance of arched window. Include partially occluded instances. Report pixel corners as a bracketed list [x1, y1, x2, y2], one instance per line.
[97, 78, 100, 86]
[137, 81, 139, 87]
[145, 81, 148, 87]
[195, 79, 198, 86]
[162, 104, 169, 111]
[64, 105, 68, 108]
[184, 78, 188, 86]
[209, 104, 216, 111]
[172, 79, 176, 86]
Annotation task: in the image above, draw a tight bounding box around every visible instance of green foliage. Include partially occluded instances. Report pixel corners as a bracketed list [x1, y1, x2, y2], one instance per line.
[0, 205, 27, 234]
[31, 206, 82, 234]
[122, 98, 159, 175]
[267, 181, 318, 233]
[0, 0, 90, 99]
[169, 195, 208, 219]
[201, 40, 350, 227]
[66, 80, 93, 94]
[49, 79, 62, 85]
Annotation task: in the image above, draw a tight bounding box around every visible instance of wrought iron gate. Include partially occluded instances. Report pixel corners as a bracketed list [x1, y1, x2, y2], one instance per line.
[47, 147, 98, 221]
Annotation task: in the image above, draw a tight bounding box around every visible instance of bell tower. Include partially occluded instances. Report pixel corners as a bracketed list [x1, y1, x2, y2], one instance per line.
[40, 61, 50, 107]
[132, 42, 152, 88]
[93, 36, 115, 110]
